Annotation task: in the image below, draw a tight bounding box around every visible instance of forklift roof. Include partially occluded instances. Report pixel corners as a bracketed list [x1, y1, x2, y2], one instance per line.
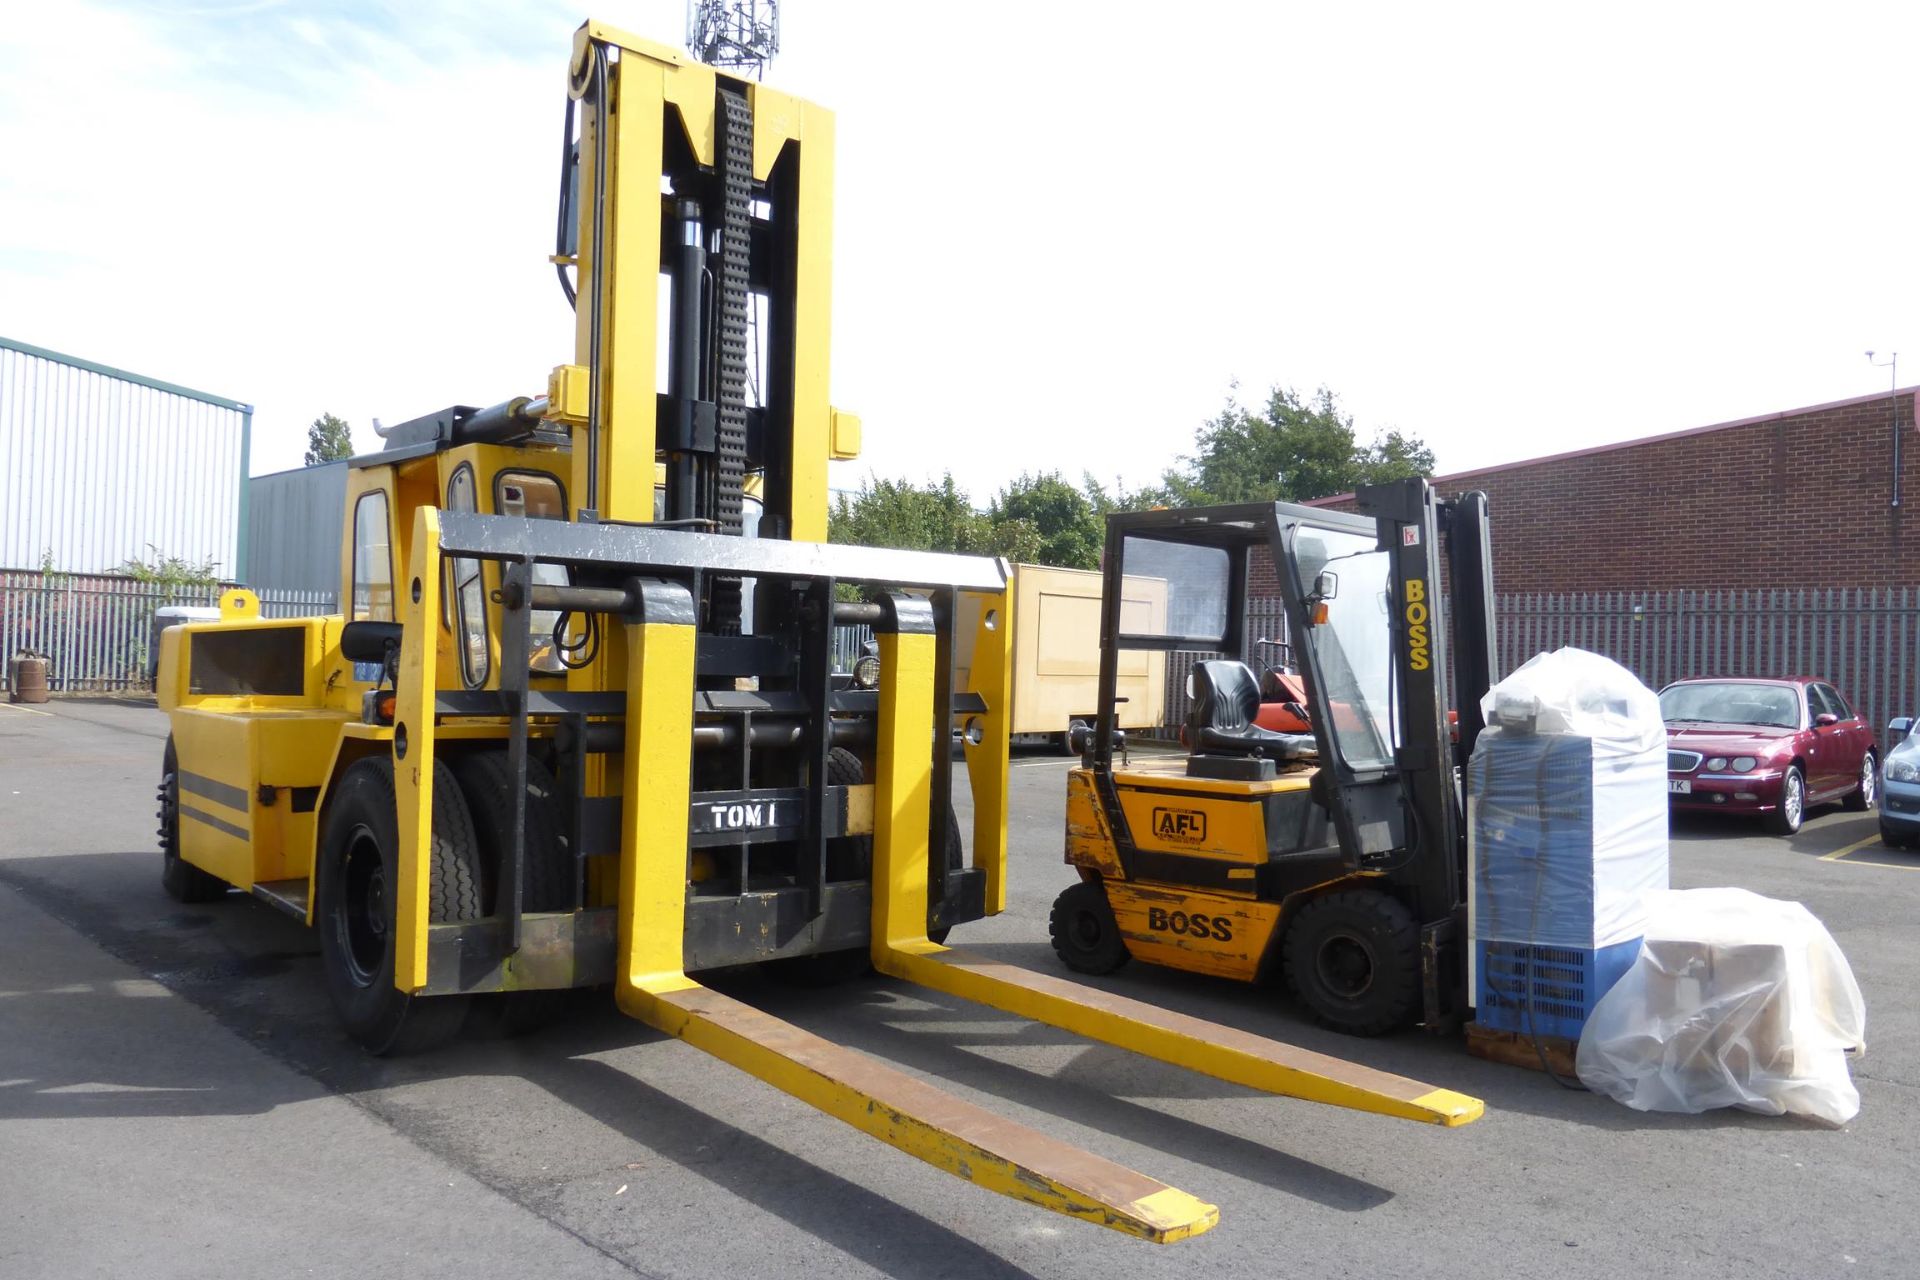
[1106, 501, 1376, 547]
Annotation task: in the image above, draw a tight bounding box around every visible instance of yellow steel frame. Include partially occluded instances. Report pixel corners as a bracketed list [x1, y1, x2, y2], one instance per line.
[392, 506, 445, 992]
[563, 20, 844, 538]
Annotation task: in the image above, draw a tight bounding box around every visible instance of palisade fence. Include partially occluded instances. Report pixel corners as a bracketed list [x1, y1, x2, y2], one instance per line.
[1, 569, 334, 693]
[29, 573, 1896, 734]
[1496, 589, 1920, 750]
[1149, 589, 1920, 747]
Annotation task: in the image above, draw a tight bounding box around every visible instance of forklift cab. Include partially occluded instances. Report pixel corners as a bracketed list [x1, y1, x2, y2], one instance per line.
[1059, 481, 1496, 1036]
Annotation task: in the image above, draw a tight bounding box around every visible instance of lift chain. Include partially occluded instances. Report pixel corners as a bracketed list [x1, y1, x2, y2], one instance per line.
[710, 82, 754, 632]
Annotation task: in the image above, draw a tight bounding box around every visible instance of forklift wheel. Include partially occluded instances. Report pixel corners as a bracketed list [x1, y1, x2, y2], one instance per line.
[316, 756, 479, 1056]
[447, 749, 576, 912]
[1048, 881, 1130, 975]
[1282, 890, 1420, 1037]
[157, 736, 229, 904]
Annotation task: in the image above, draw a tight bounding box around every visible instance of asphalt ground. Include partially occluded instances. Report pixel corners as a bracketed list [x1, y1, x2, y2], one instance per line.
[1, 697, 1914, 1279]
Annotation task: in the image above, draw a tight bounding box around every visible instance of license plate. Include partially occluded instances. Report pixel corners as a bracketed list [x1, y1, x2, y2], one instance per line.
[1668, 779, 1692, 795]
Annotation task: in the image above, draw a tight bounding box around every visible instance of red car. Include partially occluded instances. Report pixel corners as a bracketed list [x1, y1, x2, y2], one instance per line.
[1661, 677, 1878, 835]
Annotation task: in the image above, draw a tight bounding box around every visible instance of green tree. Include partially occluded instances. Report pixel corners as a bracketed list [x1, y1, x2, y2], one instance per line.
[1163, 385, 1434, 503]
[305, 412, 354, 466]
[829, 474, 995, 554]
[987, 471, 1103, 570]
[1354, 428, 1437, 487]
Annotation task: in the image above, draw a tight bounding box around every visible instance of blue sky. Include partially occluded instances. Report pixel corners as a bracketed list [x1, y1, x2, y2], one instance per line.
[4, 1, 1918, 496]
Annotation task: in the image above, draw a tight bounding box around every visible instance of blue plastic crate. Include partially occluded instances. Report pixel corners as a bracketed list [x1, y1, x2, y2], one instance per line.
[1474, 937, 1641, 1041]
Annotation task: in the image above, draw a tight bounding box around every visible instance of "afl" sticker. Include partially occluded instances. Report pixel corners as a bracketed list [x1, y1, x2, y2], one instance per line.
[1151, 807, 1208, 843]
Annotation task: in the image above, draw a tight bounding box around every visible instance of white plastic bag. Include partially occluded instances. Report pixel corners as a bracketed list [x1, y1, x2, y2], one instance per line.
[1480, 646, 1666, 752]
[1575, 888, 1866, 1124]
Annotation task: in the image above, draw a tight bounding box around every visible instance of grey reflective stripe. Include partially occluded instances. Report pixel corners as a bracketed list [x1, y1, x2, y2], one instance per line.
[180, 771, 250, 812]
[180, 803, 248, 842]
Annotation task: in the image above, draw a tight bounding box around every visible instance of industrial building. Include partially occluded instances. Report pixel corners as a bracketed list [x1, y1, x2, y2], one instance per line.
[0, 336, 252, 579]
[1308, 385, 1920, 595]
[245, 460, 346, 594]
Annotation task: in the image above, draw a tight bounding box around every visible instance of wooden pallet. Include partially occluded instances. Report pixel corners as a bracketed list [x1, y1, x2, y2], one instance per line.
[1465, 1023, 1585, 1086]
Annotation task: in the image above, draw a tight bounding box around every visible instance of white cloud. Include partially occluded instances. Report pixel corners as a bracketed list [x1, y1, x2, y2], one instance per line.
[3, 0, 1917, 497]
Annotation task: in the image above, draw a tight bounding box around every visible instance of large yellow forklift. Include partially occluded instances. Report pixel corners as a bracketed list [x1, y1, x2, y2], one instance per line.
[153, 19, 1479, 1243]
[1051, 486, 1496, 1036]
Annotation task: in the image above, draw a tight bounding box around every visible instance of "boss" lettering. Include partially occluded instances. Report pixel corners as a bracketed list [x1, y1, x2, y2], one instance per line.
[1146, 906, 1235, 943]
[1405, 577, 1430, 672]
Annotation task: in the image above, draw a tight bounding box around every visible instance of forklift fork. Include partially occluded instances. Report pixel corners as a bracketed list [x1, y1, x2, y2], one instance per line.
[610, 578, 1216, 1243]
[400, 515, 1480, 1244]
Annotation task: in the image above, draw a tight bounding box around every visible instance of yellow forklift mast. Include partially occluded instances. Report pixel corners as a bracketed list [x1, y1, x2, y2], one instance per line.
[152, 20, 1479, 1243]
[1052, 484, 1498, 1036]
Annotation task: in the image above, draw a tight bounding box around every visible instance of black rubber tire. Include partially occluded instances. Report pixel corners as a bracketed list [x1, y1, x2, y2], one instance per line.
[447, 749, 576, 913]
[1282, 890, 1421, 1037]
[1844, 753, 1878, 812]
[157, 737, 229, 904]
[1879, 821, 1909, 850]
[1061, 719, 1089, 757]
[1767, 765, 1807, 835]
[316, 755, 480, 1055]
[1048, 880, 1130, 975]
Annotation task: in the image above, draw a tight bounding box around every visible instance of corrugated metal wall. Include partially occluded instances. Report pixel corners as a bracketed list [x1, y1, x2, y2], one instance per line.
[247, 462, 347, 593]
[0, 336, 250, 579]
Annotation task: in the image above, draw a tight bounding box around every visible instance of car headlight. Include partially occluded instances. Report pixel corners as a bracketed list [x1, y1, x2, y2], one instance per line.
[1732, 756, 1757, 773]
[1706, 757, 1728, 771]
[852, 654, 881, 689]
[1888, 758, 1920, 784]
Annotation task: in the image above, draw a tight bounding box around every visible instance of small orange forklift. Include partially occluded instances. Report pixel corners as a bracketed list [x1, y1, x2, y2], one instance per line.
[1051, 482, 1497, 1037]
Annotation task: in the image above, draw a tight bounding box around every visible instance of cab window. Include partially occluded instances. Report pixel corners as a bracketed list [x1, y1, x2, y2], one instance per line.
[446, 464, 489, 687]
[496, 470, 566, 519]
[497, 471, 570, 674]
[351, 490, 393, 621]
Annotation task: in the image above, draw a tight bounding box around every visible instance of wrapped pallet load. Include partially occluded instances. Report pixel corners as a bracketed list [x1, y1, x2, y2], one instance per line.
[1468, 647, 1670, 1044]
[1576, 888, 1866, 1124]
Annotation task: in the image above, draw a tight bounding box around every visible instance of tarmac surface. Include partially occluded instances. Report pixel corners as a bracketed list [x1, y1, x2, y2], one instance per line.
[2, 697, 1914, 1279]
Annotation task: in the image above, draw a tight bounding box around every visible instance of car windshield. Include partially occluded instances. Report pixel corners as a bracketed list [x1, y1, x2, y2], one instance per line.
[1660, 682, 1800, 729]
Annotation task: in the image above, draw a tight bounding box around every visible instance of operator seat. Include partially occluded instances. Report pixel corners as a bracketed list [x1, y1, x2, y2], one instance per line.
[1187, 660, 1318, 763]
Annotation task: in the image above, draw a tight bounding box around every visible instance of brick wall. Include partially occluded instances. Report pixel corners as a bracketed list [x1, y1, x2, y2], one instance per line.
[1311, 388, 1920, 595]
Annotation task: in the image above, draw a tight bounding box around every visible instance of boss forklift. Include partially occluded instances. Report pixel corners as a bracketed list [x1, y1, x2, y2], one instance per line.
[151, 19, 1480, 1244]
[1050, 482, 1496, 1037]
